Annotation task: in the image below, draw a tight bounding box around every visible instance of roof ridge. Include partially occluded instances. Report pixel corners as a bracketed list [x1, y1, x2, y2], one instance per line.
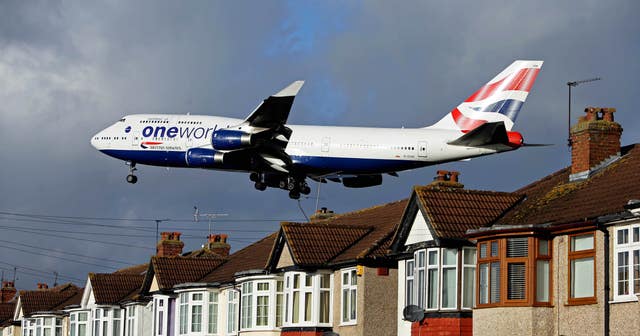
[282, 222, 375, 230]
[415, 185, 520, 196]
[357, 227, 396, 259]
[312, 198, 409, 223]
[513, 167, 570, 193]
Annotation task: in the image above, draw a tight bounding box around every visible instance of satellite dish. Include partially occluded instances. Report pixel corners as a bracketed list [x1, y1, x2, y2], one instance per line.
[322, 332, 339, 336]
[403, 305, 425, 322]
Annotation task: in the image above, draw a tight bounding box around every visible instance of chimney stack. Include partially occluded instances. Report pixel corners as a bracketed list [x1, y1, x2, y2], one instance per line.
[1, 281, 16, 302]
[206, 234, 231, 257]
[157, 232, 184, 257]
[430, 170, 464, 189]
[309, 207, 336, 222]
[37, 283, 48, 290]
[570, 107, 622, 181]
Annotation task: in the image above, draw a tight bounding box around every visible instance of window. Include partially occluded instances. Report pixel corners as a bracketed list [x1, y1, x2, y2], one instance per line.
[256, 283, 269, 326]
[208, 292, 218, 334]
[478, 240, 500, 305]
[569, 233, 596, 304]
[506, 238, 528, 301]
[179, 294, 188, 335]
[405, 259, 415, 306]
[154, 297, 167, 336]
[341, 269, 357, 324]
[441, 249, 458, 309]
[237, 278, 282, 330]
[462, 248, 476, 309]
[276, 280, 284, 328]
[70, 312, 89, 336]
[227, 290, 238, 334]
[426, 249, 439, 309]
[190, 294, 203, 333]
[241, 283, 252, 329]
[284, 272, 333, 327]
[113, 309, 122, 336]
[126, 306, 136, 336]
[536, 240, 551, 303]
[614, 225, 640, 301]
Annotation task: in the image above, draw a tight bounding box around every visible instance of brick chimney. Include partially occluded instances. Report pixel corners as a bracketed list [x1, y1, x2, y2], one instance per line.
[570, 107, 622, 181]
[430, 170, 464, 189]
[157, 232, 184, 257]
[310, 207, 336, 222]
[37, 283, 48, 290]
[1, 281, 16, 302]
[206, 234, 231, 257]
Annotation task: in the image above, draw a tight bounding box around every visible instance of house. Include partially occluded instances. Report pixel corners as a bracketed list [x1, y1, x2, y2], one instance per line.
[1, 281, 17, 336]
[265, 200, 407, 336]
[390, 171, 523, 335]
[467, 107, 640, 336]
[13, 283, 83, 336]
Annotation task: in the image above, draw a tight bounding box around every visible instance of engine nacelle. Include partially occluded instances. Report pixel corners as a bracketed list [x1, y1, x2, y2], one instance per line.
[342, 175, 383, 188]
[506, 131, 523, 148]
[212, 129, 253, 150]
[185, 148, 224, 168]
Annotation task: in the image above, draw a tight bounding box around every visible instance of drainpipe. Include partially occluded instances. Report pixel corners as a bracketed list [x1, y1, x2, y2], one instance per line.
[596, 222, 610, 336]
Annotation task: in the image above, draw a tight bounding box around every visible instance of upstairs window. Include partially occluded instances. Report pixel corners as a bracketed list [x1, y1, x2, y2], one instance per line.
[341, 269, 357, 324]
[283, 272, 333, 327]
[569, 233, 596, 304]
[613, 225, 640, 302]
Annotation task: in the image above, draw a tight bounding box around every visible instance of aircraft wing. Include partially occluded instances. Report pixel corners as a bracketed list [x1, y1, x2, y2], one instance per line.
[447, 121, 509, 147]
[245, 81, 304, 128]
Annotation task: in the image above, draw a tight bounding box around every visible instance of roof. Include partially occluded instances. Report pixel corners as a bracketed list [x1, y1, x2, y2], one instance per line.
[498, 144, 640, 225]
[114, 263, 148, 275]
[201, 232, 278, 284]
[19, 283, 82, 316]
[150, 257, 226, 290]
[89, 273, 145, 305]
[0, 302, 15, 327]
[270, 199, 408, 268]
[281, 224, 372, 266]
[414, 186, 523, 239]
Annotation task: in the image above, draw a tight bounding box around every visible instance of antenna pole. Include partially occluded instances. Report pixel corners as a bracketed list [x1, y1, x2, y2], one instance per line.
[566, 77, 601, 148]
[12, 267, 16, 283]
[195, 212, 228, 237]
[53, 272, 59, 287]
[154, 219, 170, 253]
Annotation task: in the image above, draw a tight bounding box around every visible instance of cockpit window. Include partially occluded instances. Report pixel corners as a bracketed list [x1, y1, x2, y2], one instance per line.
[119, 118, 126, 122]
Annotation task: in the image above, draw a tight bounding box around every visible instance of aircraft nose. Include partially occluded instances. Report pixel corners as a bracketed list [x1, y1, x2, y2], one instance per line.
[90, 132, 101, 149]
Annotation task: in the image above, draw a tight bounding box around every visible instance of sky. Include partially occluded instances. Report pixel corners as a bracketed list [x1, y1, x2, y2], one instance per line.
[0, 0, 638, 289]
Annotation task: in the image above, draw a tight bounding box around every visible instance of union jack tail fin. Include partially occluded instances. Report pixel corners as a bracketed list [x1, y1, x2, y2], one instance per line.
[430, 60, 543, 132]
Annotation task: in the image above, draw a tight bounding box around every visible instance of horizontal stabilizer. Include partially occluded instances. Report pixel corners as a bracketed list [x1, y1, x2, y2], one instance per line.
[448, 121, 508, 147]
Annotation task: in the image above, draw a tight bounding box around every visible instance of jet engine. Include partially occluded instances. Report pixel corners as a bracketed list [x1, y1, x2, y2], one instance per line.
[342, 175, 383, 188]
[211, 129, 254, 150]
[185, 148, 224, 168]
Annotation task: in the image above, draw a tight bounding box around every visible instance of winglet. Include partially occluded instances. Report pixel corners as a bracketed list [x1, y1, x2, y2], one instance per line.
[274, 80, 304, 97]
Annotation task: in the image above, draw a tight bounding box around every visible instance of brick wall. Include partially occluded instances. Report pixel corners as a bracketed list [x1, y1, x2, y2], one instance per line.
[411, 317, 473, 336]
[570, 107, 622, 176]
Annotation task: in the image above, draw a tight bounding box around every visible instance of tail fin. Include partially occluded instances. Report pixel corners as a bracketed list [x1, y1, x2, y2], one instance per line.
[430, 60, 543, 132]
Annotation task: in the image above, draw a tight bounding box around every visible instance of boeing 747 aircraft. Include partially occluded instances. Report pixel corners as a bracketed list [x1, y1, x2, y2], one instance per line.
[91, 60, 543, 199]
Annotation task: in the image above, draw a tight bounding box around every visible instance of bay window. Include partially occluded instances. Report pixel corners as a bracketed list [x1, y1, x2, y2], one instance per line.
[283, 272, 333, 327]
[125, 306, 136, 336]
[406, 248, 462, 310]
[113, 309, 123, 336]
[614, 224, 640, 301]
[405, 259, 415, 306]
[70, 311, 89, 336]
[154, 297, 168, 336]
[569, 233, 596, 304]
[176, 290, 222, 336]
[24, 317, 62, 336]
[441, 249, 458, 309]
[237, 277, 284, 331]
[227, 290, 238, 335]
[477, 237, 552, 307]
[461, 248, 476, 309]
[341, 269, 357, 324]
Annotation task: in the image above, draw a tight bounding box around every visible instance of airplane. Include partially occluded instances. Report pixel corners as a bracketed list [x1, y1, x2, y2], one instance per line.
[91, 60, 543, 199]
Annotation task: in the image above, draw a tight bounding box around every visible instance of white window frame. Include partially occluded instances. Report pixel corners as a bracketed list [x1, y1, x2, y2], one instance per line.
[153, 296, 169, 336]
[112, 308, 123, 336]
[283, 271, 333, 327]
[461, 247, 477, 310]
[425, 248, 439, 310]
[125, 305, 137, 336]
[208, 292, 219, 335]
[415, 250, 426, 309]
[69, 311, 89, 336]
[407, 248, 463, 311]
[227, 289, 238, 335]
[340, 269, 357, 325]
[405, 259, 415, 307]
[440, 248, 459, 310]
[614, 223, 640, 302]
[175, 289, 221, 336]
[236, 276, 282, 331]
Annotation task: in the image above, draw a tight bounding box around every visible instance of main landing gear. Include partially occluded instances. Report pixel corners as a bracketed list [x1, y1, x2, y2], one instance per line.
[126, 161, 138, 184]
[250, 172, 311, 199]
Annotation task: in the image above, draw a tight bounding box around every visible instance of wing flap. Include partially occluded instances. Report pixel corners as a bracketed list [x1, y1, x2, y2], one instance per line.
[447, 121, 509, 147]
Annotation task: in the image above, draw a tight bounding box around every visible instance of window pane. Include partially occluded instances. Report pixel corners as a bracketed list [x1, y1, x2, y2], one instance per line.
[507, 238, 528, 257]
[634, 228, 639, 243]
[479, 263, 489, 304]
[536, 260, 550, 302]
[406, 260, 414, 277]
[491, 241, 499, 257]
[292, 292, 300, 323]
[304, 292, 312, 321]
[349, 289, 356, 320]
[442, 268, 456, 308]
[427, 268, 438, 309]
[538, 240, 549, 256]
[480, 243, 487, 258]
[618, 229, 629, 245]
[321, 274, 331, 288]
[507, 262, 526, 300]
[417, 269, 425, 308]
[257, 296, 269, 326]
[342, 289, 349, 322]
[427, 250, 437, 265]
[571, 234, 594, 251]
[443, 249, 457, 265]
[257, 282, 269, 291]
[463, 266, 475, 308]
[618, 251, 629, 295]
[464, 249, 476, 265]
[191, 305, 202, 332]
[571, 257, 594, 298]
[320, 290, 330, 323]
[276, 292, 283, 327]
[406, 279, 414, 306]
[490, 262, 501, 303]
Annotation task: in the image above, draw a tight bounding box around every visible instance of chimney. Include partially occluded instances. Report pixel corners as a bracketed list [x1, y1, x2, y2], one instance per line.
[570, 107, 622, 181]
[430, 170, 464, 189]
[157, 232, 184, 257]
[309, 207, 336, 222]
[1, 281, 16, 302]
[37, 283, 48, 290]
[206, 234, 231, 257]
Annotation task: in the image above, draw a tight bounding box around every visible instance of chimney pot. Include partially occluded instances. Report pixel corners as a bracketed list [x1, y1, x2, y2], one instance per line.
[449, 171, 460, 183]
[1, 281, 16, 302]
[37, 283, 48, 290]
[206, 234, 231, 257]
[157, 231, 184, 257]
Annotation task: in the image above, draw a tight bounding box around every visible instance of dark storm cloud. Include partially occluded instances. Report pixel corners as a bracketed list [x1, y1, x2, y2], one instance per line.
[0, 0, 638, 288]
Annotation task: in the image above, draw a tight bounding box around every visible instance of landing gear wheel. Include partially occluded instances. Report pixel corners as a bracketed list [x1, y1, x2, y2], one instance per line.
[254, 182, 267, 191]
[300, 185, 311, 195]
[249, 172, 260, 182]
[126, 174, 138, 184]
[287, 181, 296, 191]
[289, 190, 300, 199]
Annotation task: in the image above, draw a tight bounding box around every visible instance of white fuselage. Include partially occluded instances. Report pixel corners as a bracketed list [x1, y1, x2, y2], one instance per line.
[91, 114, 509, 176]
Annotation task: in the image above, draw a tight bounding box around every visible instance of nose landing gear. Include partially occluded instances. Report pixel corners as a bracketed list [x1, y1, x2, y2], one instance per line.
[126, 161, 138, 184]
